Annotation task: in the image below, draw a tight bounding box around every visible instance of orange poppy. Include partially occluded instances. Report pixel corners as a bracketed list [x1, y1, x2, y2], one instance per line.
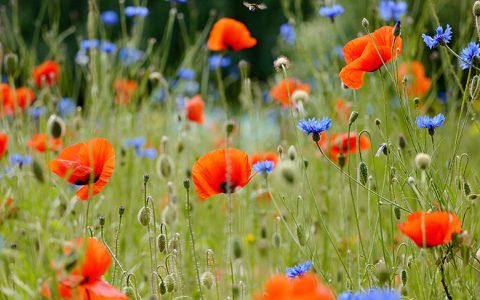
[339, 26, 403, 89]
[398, 61, 431, 97]
[41, 237, 127, 299]
[0, 132, 8, 159]
[186, 95, 205, 124]
[27, 133, 63, 153]
[14, 87, 36, 109]
[49, 138, 115, 200]
[256, 273, 335, 300]
[192, 148, 253, 200]
[397, 211, 462, 247]
[33, 61, 60, 87]
[335, 99, 352, 123]
[250, 152, 279, 167]
[114, 79, 137, 105]
[207, 18, 257, 51]
[329, 132, 371, 157]
[270, 79, 311, 107]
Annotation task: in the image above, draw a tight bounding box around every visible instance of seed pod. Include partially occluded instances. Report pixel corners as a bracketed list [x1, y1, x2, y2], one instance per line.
[165, 274, 176, 293]
[359, 162, 368, 185]
[137, 206, 151, 226]
[99, 216, 105, 226]
[201, 271, 215, 289]
[349, 111, 359, 125]
[183, 178, 190, 189]
[47, 114, 66, 138]
[157, 233, 167, 253]
[296, 224, 306, 246]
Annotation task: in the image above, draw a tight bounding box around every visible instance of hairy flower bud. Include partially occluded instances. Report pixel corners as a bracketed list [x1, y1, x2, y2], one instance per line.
[47, 114, 66, 139]
[137, 206, 151, 226]
[296, 224, 306, 246]
[359, 162, 368, 185]
[201, 271, 215, 289]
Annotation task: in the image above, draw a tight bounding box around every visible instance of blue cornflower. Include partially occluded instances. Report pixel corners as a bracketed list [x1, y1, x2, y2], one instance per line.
[378, 1, 407, 21]
[80, 39, 100, 50]
[416, 113, 445, 130]
[125, 6, 149, 18]
[124, 137, 146, 150]
[100, 41, 117, 54]
[29, 107, 47, 118]
[208, 54, 231, 70]
[56, 97, 76, 117]
[253, 160, 275, 174]
[422, 25, 452, 49]
[178, 68, 196, 80]
[286, 261, 312, 278]
[101, 10, 119, 25]
[165, 0, 188, 3]
[298, 117, 332, 141]
[459, 42, 480, 70]
[9, 154, 32, 168]
[119, 47, 144, 65]
[339, 288, 401, 300]
[319, 4, 344, 20]
[138, 148, 157, 159]
[279, 23, 295, 45]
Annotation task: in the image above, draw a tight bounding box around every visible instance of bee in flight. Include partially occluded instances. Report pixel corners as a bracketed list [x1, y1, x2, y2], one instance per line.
[243, 2, 268, 11]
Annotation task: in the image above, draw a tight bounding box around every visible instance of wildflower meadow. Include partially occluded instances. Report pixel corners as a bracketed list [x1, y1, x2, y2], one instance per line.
[1, 0, 480, 299]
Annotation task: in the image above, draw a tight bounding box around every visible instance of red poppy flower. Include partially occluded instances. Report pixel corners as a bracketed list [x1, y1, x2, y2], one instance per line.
[250, 152, 279, 167]
[1, 84, 13, 116]
[397, 211, 462, 247]
[186, 95, 205, 124]
[49, 138, 115, 200]
[0, 132, 8, 159]
[339, 26, 403, 89]
[208, 18, 257, 51]
[192, 148, 253, 200]
[14, 87, 36, 109]
[41, 237, 127, 299]
[256, 273, 335, 300]
[33, 61, 60, 87]
[114, 79, 137, 105]
[270, 79, 311, 107]
[398, 61, 431, 97]
[27, 134, 63, 153]
[329, 132, 371, 158]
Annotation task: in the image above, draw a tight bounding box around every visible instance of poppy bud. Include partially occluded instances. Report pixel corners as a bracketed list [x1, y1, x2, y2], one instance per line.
[137, 206, 151, 226]
[233, 238, 242, 259]
[288, 145, 297, 161]
[401, 286, 408, 296]
[401, 269, 407, 285]
[338, 153, 346, 169]
[464, 181, 471, 196]
[158, 280, 167, 295]
[394, 206, 401, 220]
[399, 135, 406, 149]
[165, 274, 176, 293]
[161, 136, 169, 153]
[260, 226, 267, 239]
[375, 118, 381, 126]
[393, 21, 401, 37]
[201, 271, 215, 289]
[157, 154, 174, 178]
[468, 193, 479, 201]
[474, 1, 480, 16]
[348, 111, 359, 125]
[273, 55, 289, 72]
[296, 224, 306, 246]
[144, 174, 150, 184]
[183, 178, 190, 189]
[359, 162, 368, 185]
[238, 60, 250, 73]
[277, 145, 284, 158]
[407, 176, 415, 185]
[119, 205, 125, 216]
[414, 97, 420, 107]
[99, 215, 105, 226]
[303, 159, 309, 169]
[414, 153, 431, 170]
[469, 75, 480, 100]
[168, 233, 180, 251]
[361, 18, 369, 29]
[177, 138, 184, 153]
[225, 120, 236, 136]
[376, 261, 389, 284]
[272, 232, 281, 248]
[4, 53, 18, 76]
[157, 233, 167, 253]
[47, 114, 66, 139]
[122, 286, 137, 299]
[32, 160, 45, 183]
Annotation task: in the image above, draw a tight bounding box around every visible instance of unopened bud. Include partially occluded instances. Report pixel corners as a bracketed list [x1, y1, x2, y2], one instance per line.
[296, 224, 306, 246]
[362, 18, 369, 29]
[122, 286, 137, 299]
[401, 269, 407, 286]
[394, 206, 401, 220]
[473, 1, 480, 16]
[288, 145, 297, 161]
[137, 206, 151, 226]
[119, 205, 125, 216]
[399, 135, 406, 149]
[99, 216, 105, 226]
[158, 280, 167, 295]
[157, 233, 167, 253]
[201, 271, 215, 289]
[183, 178, 190, 189]
[349, 111, 359, 125]
[165, 274, 176, 293]
[338, 153, 346, 168]
[277, 145, 284, 157]
[414, 153, 431, 170]
[464, 181, 472, 196]
[292, 90, 309, 103]
[4, 53, 18, 76]
[272, 232, 281, 248]
[376, 261, 389, 284]
[359, 162, 368, 185]
[233, 238, 242, 259]
[47, 114, 66, 138]
[157, 155, 174, 178]
[225, 120, 235, 136]
[375, 118, 381, 126]
[32, 160, 45, 183]
[393, 21, 401, 37]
